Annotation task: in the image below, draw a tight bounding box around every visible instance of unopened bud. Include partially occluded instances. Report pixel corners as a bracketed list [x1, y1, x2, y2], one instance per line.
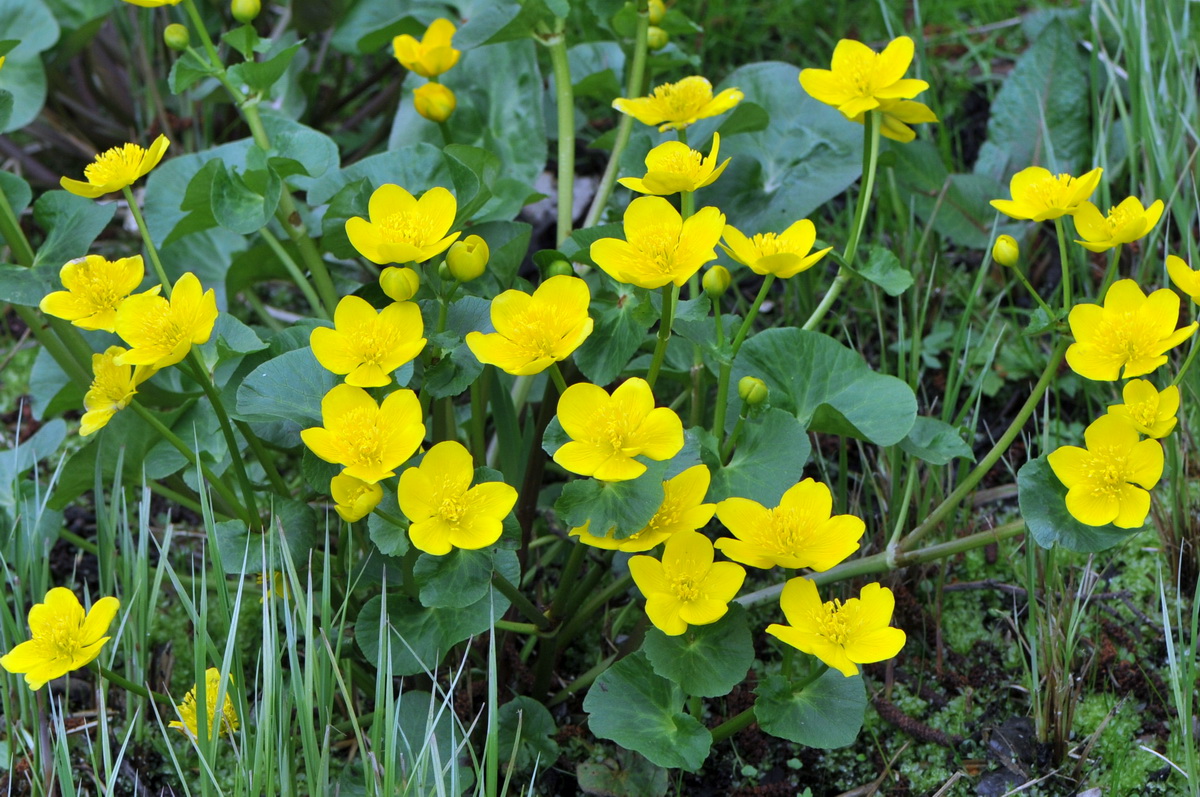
[446, 235, 489, 282]
[992, 234, 1019, 268]
[231, 0, 261, 24]
[164, 23, 190, 52]
[703, 265, 731, 298]
[413, 82, 456, 123]
[547, 259, 574, 278]
[647, 26, 669, 50]
[380, 266, 420, 302]
[647, 0, 666, 25]
[738, 376, 768, 407]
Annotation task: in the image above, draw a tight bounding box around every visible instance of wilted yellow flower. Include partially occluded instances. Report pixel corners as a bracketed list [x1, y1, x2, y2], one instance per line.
[80, 346, 155, 436]
[1048, 414, 1163, 528]
[331, 473, 384, 522]
[113, 272, 218, 369]
[799, 36, 929, 119]
[1065, 279, 1197, 381]
[553, 377, 684, 482]
[398, 441, 518, 555]
[39, 255, 150, 333]
[989, 166, 1103, 222]
[721, 219, 832, 279]
[413, 83, 457, 123]
[1107, 379, 1179, 439]
[767, 579, 905, 677]
[393, 18, 460, 79]
[301, 385, 424, 484]
[465, 275, 593, 376]
[591, 196, 725, 289]
[629, 530, 746, 636]
[715, 479, 863, 570]
[571, 465, 715, 551]
[345, 184, 460, 266]
[618, 133, 730, 196]
[169, 668, 239, 739]
[613, 76, 743, 132]
[1165, 255, 1200, 302]
[60, 135, 170, 199]
[380, 266, 421, 302]
[0, 588, 120, 691]
[1073, 197, 1164, 253]
[851, 98, 938, 143]
[310, 296, 425, 388]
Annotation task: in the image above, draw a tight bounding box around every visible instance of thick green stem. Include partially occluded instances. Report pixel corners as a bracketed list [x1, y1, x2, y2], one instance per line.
[1098, 244, 1121, 297]
[547, 32, 575, 245]
[645, 283, 680, 388]
[710, 707, 756, 744]
[547, 655, 616, 707]
[122, 187, 173, 296]
[730, 275, 776, 356]
[712, 276, 775, 441]
[258, 226, 327, 319]
[1054, 217, 1072, 310]
[491, 572, 552, 631]
[556, 573, 634, 649]
[548, 362, 569, 394]
[470, 372, 489, 465]
[92, 664, 174, 706]
[548, 542, 588, 622]
[180, 0, 222, 68]
[802, 111, 882, 331]
[185, 353, 261, 523]
[0, 185, 35, 266]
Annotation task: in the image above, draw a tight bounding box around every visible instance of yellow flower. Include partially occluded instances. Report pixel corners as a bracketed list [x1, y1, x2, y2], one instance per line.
[413, 83, 457, 123]
[398, 441, 518, 555]
[989, 166, 1103, 222]
[446, 235, 489, 282]
[39, 255, 150, 333]
[380, 266, 421, 302]
[169, 668, 239, 739]
[113, 272, 218, 369]
[1107, 380, 1179, 439]
[301, 385, 424, 484]
[80, 346, 155, 437]
[1065, 279, 1197, 381]
[570, 465, 716, 551]
[331, 473, 384, 522]
[310, 296, 426, 388]
[0, 588, 120, 691]
[628, 529, 746, 636]
[122, 0, 182, 5]
[721, 220, 833, 279]
[465, 275, 594, 376]
[715, 478, 863, 570]
[612, 76, 744, 132]
[766, 579, 905, 677]
[553, 377, 685, 482]
[849, 98, 938, 143]
[1047, 414, 1163, 528]
[345, 184, 460, 266]
[992, 234, 1020, 268]
[1165, 254, 1200, 302]
[393, 18, 460, 79]
[799, 36, 929, 119]
[60, 135, 170, 199]
[1073, 197, 1164, 253]
[256, 571, 290, 601]
[590, 196, 725, 289]
[618, 132, 730, 196]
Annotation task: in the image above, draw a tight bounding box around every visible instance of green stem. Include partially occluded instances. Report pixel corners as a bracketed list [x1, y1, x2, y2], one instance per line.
[710, 707, 756, 744]
[235, 419, 289, 496]
[0, 181, 35, 266]
[548, 362, 569, 394]
[645, 283, 680, 389]
[185, 353, 261, 523]
[180, 0, 222, 69]
[1010, 264, 1056, 318]
[400, 545, 420, 601]
[546, 30, 575, 245]
[548, 542, 588, 622]
[730, 275, 776, 356]
[721, 416, 745, 462]
[547, 654, 616, 707]
[491, 572, 552, 631]
[123, 187, 172, 297]
[258, 226, 327, 319]
[91, 664, 174, 706]
[802, 110, 882, 331]
[1098, 244, 1122, 297]
[13, 308, 91, 388]
[556, 573, 634, 649]
[1054, 217, 1072, 311]
[712, 276, 775, 442]
[1173, 305, 1199, 387]
[470, 372, 489, 466]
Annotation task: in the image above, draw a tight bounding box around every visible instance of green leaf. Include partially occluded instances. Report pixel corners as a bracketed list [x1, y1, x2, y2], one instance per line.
[414, 547, 520, 610]
[554, 466, 666, 538]
[642, 604, 753, 698]
[222, 26, 262, 59]
[705, 408, 811, 505]
[0, 262, 55, 306]
[330, 4, 422, 54]
[497, 696, 561, 773]
[583, 651, 712, 771]
[307, 143, 450, 206]
[574, 288, 655, 385]
[0, 0, 59, 132]
[452, 0, 563, 48]
[227, 41, 303, 93]
[168, 49, 217, 94]
[423, 296, 491, 399]
[366, 491, 408, 557]
[443, 144, 500, 223]
[206, 314, 268, 363]
[261, 115, 340, 189]
[234, 347, 337, 433]
[754, 670, 867, 749]
[576, 750, 669, 797]
[732, 328, 917, 446]
[855, 246, 913, 297]
[1017, 456, 1134, 552]
[470, 220, 532, 291]
[560, 223, 622, 266]
[0, 170, 31, 218]
[394, 690, 476, 791]
[210, 160, 283, 235]
[32, 191, 116, 269]
[29, 346, 82, 420]
[0, 419, 66, 505]
[900, 416, 974, 465]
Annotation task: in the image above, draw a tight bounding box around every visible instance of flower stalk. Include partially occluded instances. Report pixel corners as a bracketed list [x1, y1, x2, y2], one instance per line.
[645, 283, 680, 388]
[546, 26, 575, 244]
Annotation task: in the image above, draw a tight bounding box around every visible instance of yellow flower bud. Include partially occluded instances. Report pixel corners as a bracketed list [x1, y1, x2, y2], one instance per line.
[738, 376, 768, 406]
[231, 0, 261, 24]
[380, 266, 420, 302]
[547, 260, 574, 278]
[648, 0, 666, 24]
[992, 234, 1019, 268]
[164, 23, 190, 52]
[702, 265, 731, 298]
[647, 26, 669, 51]
[413, 83, 456, 123]
[446, 235, 489, 282]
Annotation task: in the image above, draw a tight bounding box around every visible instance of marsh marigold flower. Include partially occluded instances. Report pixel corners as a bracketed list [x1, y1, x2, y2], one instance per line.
[800, 37, 928, 118]
[992, 234, 1020, 267]
[81, 346, 154, 436]
[715, 478, 863, 570]
[346, 184, 460, 266]
[413, 83, 457, 123]
[122, 0, 181, 5]
[553, 377, 684, 482]
[40, 255, 150, 333]
[1107, 379, 1179, 439]
[398, 441, 518, 555]
[393, 18, 460, 79]
[591, 196, 725, 289]
[629, 529, 745, 636]
[618, 133, 730, 196]
[60, 135, 169, 199]
[310, 296, 425, 388]
[114, 272, 217, 369]
[169, 668, 239, 739]
[721, 219, 833, 279]
[380, 266, 421, 302]
[1065, 279, 1197, 381]
[613, 76, 743, 132]
[1073, 197, 1164, 253]
[1048, 414, 1163, 528]
[0, 588, 120, 691]
[990, 166, 1103, 222]
[571, 465, 715, 551]
[1166, 254, 1200, 302]
[301, 385, 424, 483]
[767, 578, 905, 677]
[855, 98, 938, 143]
[331, 473, 384, 522]
[465, 275, 593, 376]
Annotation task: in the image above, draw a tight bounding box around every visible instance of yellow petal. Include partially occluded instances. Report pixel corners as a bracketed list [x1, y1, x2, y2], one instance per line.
[557, 382, 610, 440]
[79, 597, 120, 646]
[874, 35, 915, 86]
[1065, 487, 1119, 526]
[1112, 485, 1151, 529]
[777, 577, 822, 631]
[1126, 438, 1164, 489]
[844, 627, 906, 664]
[632, 407, 684, 460]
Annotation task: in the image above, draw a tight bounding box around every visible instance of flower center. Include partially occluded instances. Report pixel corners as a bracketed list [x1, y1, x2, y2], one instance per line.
[765, 506, 816, 553]
[380, 210, 436, 246]
[671, 574, 700, 601]
[1095, 311, 1159, 366]
[83, 143, 146, 186]
[813, 599, 850, 644]
[509, 305, 567, 359]
[658, 148, 704, 178]
[1084, 446, 1130, 496]
[437, 495, 467, 525]
[352, 321, 402, 366]
[92, 363, 135, 410]
[749, 232, 787, 258]
[653, 82, 710, 119]
[43, 615, 84, 660]
[632, 225, 682, 275]
[1126, 397, 1159, 428]
[1028, 174, 1078, 209]
[341, 406, 385, 467]
[73, 260, 127, 313]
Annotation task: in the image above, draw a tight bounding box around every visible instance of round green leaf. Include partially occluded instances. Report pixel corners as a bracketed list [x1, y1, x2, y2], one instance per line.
[497, 696, 560, 772]
[705, 408, 811, 505]
[754, 670, 866, 749]
[1017, 456, 1134, 552]
[642, 604, 753, 697]
[415, 547, 520, 610]
[554, 465, 666, 538]
[234, 347, 337, 433]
